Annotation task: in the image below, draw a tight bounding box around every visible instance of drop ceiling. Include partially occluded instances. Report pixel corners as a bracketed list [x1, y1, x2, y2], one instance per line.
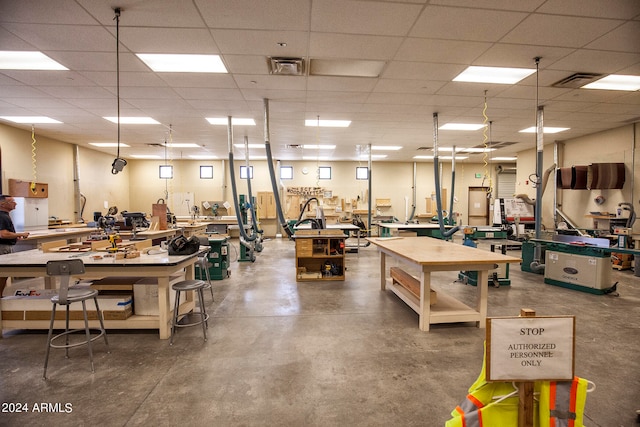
[0, 0, 639, 162]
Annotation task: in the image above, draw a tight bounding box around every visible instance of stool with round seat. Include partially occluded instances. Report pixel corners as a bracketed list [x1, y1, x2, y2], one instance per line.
[196, 236, 214, 300]
[170, 279, 209, 345]
[43, 259, 110, 380]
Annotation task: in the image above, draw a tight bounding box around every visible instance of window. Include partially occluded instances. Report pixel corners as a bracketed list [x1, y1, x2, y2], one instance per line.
[356, 167, 368, 180]
[200, 165, 213, 179]
[280, 165, 293, 180]
[318, 166, 331, 180]
[159, 165, 173, 179]
[240, 165, 253, 179]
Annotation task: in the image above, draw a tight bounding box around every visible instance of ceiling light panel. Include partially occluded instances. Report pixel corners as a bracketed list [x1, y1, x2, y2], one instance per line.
[234, 143, 265, 149]
[137, 54, 227, 73]
[303, 145, 336, 150]
[189, 155, 217, 159]
[439, 123, 486, 131]
[0, 116, 62, 124]
[207, 118, 256, 125]
[166, 143, 200, 148]
[453, 66, 536, 84]
[519, 127, 569, 134]
[371, 146, 402, 151]
[581, 74, 640, 91]
[0, 51, 68, 70]
[103, 117, 160, 124]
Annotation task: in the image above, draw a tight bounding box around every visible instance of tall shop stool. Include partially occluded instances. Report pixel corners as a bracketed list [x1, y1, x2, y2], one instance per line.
[43, 259, 110, 379]
[169, 279, 209, 345]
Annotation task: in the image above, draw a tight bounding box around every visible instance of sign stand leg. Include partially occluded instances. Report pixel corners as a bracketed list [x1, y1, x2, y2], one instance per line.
[518, 308, 536, 427]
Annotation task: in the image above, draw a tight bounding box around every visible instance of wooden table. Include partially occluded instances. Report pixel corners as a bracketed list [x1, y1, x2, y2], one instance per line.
[367, 237, 522, 331]
[377, 222, 454, 238]
[0, 248, 202, 339]
[16, 227, 100, 251]
[294, 223, 362, 253]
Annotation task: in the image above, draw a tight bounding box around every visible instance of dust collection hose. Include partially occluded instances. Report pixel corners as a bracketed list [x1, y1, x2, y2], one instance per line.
[448, 145, 456, 225]
[408, 162, 417, 221]
[227, 116, 258, 243]
[264, 99, 294, 238]
[243, 136, 263, 235]
[432, 113, 459, 238]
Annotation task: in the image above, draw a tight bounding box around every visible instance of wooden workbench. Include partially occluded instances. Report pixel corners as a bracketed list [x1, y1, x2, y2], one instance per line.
[0, 248, 202, 339]
[367, 237, 522, 331]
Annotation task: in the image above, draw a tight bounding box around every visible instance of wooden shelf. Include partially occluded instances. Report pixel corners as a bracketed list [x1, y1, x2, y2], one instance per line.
[294, 232, 345, 281]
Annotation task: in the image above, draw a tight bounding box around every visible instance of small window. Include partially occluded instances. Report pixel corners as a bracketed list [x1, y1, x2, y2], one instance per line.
[318, 166, 331, 180]
[356, 167, 368, 180]
[200, 165, 213, 179]
[280, 165, 293, 180]
[159, 165, 173, 179]
[240, 165, 253, 179]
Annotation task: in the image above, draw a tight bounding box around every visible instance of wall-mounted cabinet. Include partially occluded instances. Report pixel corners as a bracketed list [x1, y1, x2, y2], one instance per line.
[294, 230, 345, 281]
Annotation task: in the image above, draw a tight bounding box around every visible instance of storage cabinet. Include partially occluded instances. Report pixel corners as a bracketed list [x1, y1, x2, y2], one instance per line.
[257, 191, 276, 219]
[294, 230, 345, 281]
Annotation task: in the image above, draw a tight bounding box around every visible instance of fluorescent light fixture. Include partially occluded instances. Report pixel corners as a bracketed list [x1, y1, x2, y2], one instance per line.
[303, 145, 336, 150]
[302, 156, 333, 161]
[453, 66, 536, 84]
[519, 127, 569, 134]
[189, 154, 217, 159]
[207, 118, 256, 126]
[130, 154, 162, 159]
[371, 146, 402, 151]
[234, 143, 264, 149]
[237, 155, 267, 160]
[103, 117, 160, 124]
[0, 116, 62, 124]
[89, 142, 130, 148]
[492, 157, 517, 161]
[0, 51, 68, 70]
[137, 54, 227, 73]
[439, 123, 486, 131]
[166, 143, 199, 148]
[305, 119, 351, 127]
[582, 74, 640, 91]
[413, 155, 469, 160]
[358, 154, 387, 159]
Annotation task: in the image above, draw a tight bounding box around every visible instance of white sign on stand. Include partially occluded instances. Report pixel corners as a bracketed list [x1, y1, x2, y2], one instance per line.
[487, 316, 575, 382]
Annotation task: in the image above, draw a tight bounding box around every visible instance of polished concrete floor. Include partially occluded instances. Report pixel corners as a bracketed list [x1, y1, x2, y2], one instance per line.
[1, 237, 639, 426]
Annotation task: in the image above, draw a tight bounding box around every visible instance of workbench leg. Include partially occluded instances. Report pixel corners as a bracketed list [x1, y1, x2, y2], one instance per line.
[380, 252, 386, 291]
[419, 270, 431, 332]
[157, 277, 171, 340]
[476, 270, 489, 329]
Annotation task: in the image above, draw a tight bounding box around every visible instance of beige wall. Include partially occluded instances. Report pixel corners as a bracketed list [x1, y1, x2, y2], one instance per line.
[0, 123, 127, 222]
[516, 123, 639, 233]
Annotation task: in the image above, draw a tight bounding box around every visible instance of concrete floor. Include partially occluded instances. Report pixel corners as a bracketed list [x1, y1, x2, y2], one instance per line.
[0, 237, 639, 426]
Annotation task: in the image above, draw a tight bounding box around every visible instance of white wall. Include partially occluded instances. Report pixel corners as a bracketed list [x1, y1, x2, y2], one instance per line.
[516, 123, 639, 233]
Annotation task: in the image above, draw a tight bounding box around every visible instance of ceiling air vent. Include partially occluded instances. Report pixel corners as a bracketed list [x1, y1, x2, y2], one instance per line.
[417, 146, 431, 151]
[268, 57, 305, 76]
[285, 144, 302, 149]
[552, 72, 603, 89]
[147, 143, 164, 148]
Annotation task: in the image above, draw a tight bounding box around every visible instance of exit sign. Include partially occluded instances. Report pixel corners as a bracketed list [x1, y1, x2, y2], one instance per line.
[475, 173, 482, 178]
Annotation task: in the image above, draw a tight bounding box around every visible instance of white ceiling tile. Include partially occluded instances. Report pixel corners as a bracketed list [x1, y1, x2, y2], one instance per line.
[430, 0, 544, 12]
[211, 29, 309, 56]
[310, 33, 403, 60]
[2, 23, 113, 52]
[155, 73, 237, 89]
[307, 76, 377, 92]
[473, 44, 575, 69]
[547, 50, 640, 74]
[0, 0, 98, 24]
[395, 38, 491, 64]
[536, 0, 640, 19]
[174, 88, 244, 101]
[373, 79, 445, 94]
[586, 21, 640, 53]
[234, 74, 306, 91]
[410, 6, 527, 41]
[78, 0, 206, 27]
[197, 0, 310, 31]
[382, 61, 465, 81]
[118, 28, 219, 54]
[311, 0, 423, 36]
[223, 55, 271, 75]
[502, 14, 622, 48]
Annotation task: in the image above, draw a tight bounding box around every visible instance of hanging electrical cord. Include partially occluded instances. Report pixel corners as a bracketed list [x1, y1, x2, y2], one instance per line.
[481, 91, 493, 198]
[30, 125, 37, 194]
[111, 7, 126, 174]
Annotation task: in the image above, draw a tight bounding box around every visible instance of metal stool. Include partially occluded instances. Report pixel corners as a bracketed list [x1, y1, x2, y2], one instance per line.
[196, 247, 215, 300]
[43, 259, 109, 379]
[170, 279, 209, 345]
